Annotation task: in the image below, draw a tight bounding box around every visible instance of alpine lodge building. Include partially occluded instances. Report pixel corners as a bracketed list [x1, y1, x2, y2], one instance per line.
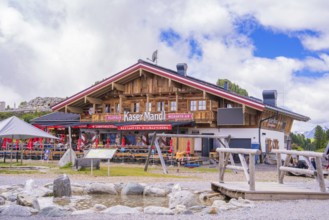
[32, 60, 310, 161]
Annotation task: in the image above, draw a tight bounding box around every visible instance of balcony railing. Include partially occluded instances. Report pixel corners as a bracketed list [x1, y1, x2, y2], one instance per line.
[80, 111, 215, 123]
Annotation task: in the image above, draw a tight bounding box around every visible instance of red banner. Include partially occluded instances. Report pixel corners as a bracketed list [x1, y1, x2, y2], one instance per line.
[87, 124, 117, 129]
[118, 124, 172, 131]
[105, 114, 122, 121]
[167, 113, 193, 120]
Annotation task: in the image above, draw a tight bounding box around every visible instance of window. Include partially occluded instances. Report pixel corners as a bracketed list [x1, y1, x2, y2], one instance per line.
[146, 102, 152, 112]
[226, 103, 232, 108]
[190, 101, 197, 111]
[157, 101, 165, 111]
[133, 103, 140, 113]
[198, 100, 206, 110]
[105, 104, 110, 113]
[170, 101, 177, 111]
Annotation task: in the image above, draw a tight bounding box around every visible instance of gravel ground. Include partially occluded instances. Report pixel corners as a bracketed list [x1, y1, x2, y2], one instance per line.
[1, 163, 328, 220]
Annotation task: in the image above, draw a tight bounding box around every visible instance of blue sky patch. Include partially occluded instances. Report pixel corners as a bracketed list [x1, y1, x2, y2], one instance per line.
[187, 38, 203, 59]
[235, 17, 317, 59]
[160, 29, 181, 47]
[293, 69, 327, 78]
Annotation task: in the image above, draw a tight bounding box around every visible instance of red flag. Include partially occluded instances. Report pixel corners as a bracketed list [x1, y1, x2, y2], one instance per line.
[186, 139, 191, 155]
[77, 138, 82, 151]
[2, 138, 7, 149]
[15, 140, 19, 150]
[168, 139, 173, 153]
[60, 134, 65, 143]
[27, 139, 33, 150]
[39, 138, 43, 149]
[95, 138, 99, 148]
[106, 138, 110, 148]
[121, 137, 125, 146]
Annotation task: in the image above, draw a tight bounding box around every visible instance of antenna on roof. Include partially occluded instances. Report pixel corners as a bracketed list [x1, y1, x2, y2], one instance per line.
[147, 50, 158, 65]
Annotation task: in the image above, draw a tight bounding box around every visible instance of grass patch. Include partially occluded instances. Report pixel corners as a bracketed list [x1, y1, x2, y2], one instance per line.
[55, 165, 186, 178]
[0, 169, 41, 174]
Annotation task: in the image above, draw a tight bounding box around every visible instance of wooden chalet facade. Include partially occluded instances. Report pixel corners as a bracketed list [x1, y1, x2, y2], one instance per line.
[42, 60, 309, 158]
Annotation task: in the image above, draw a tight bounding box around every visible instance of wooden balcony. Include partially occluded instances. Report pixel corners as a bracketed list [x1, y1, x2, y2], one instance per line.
[80, 111, 215, 123]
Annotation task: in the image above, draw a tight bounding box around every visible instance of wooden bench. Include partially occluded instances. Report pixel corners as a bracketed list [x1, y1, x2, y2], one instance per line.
[75, 158, 101, 170]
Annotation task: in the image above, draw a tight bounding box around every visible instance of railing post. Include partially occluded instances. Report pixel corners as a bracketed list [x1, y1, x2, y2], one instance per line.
[315, 157, 326, 192]
[276, 153, 282, 184]
[219, 152, 225, 183]
[249, 153, 255, 191]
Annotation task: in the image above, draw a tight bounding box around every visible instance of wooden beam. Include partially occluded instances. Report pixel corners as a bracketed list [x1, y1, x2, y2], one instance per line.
[86, 97, 103, 104]
[203, 90, 206, 99]
[112, 82, 124, 91]
[67, 106, 83, 114]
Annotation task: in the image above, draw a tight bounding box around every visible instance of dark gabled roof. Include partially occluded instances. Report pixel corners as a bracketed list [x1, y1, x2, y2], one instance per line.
[51, 59, 309, 121]
[265, 105, 310, 122]
[31, 112, 80, 123]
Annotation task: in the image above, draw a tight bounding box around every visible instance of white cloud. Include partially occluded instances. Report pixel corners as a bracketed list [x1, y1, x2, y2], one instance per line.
[0, 0, 329, 131]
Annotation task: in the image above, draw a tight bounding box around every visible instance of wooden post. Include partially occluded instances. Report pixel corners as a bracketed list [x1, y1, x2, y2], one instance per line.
[219, 152, 225, 183]
[238, 154, 250, 183]
[108, 159, 110, 177]
[154, 137, 168, 174]
[91, 159, 93, 176]
[315, 157, 326, 192]
[276, 153, 281, 184]
[144, 133, 156, 172]
[279, 154, 291, 184]
[249, 153, 255, 191]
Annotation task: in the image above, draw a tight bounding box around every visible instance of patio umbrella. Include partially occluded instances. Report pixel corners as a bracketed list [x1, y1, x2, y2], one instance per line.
[1, 138, 7, 149]
[0, 116, 59, 165]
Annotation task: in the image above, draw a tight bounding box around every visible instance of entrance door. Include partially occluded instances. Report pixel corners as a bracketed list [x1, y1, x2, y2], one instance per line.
[201, 133, 214, 157]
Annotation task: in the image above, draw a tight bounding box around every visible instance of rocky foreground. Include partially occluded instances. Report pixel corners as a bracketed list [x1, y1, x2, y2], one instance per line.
[0, 164, 328, 219]
[0, 174, 256, 218]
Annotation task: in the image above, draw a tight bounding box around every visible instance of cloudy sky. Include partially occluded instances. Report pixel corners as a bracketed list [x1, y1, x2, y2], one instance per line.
[1, 0, 329, 131]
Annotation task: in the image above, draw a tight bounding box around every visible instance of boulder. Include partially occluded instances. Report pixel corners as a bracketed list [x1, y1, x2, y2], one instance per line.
[174, 204, 187, 214]
[38, 206, 69, 217]
[86, 182, 117, 195]
[24, 179, 36, 193]
[92, 204, 107, 211]
[143, 185, 169, 197]
[71, 209, 95, 215]
[32, 197, 55, 211]
[229, 197, 255, 208]
[53, 174, 71, 197]
[0, 196, 5, 205]
[144, 206, 174, 215]
[0, 204, 32, 217]
[171, 183, 181, 193]
[17, 193, 34, 207]
[212, 199, 238, 211]
[121, 183, 144, 196]
[169, 190, 199, 209]
[101, 205, 140, 214]
[1, 192, 17, 202]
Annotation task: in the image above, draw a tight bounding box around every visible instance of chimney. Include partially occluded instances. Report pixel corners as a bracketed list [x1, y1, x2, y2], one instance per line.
[224, 81, 229, 90]
[262, 90, 277, 106]
[176, 63, 188, 76]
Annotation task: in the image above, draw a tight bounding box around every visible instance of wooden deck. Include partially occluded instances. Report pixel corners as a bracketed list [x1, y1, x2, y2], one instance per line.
[211, 181, 329, 200]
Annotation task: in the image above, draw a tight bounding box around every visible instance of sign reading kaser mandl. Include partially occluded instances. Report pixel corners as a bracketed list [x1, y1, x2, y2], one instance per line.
[124, 111, 166, 122]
